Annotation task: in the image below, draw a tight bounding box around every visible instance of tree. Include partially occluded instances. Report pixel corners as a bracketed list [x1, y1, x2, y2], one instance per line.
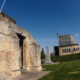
[41, 48, 45, 60]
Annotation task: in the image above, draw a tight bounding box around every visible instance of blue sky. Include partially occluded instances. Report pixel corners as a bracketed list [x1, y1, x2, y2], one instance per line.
[1, 0, 80, 52]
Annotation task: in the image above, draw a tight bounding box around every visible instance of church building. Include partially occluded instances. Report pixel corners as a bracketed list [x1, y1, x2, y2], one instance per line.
[54, 33, 80, 56]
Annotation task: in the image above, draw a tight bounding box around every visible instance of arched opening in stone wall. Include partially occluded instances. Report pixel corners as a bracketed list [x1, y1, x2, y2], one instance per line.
[16, 33, 25, 69]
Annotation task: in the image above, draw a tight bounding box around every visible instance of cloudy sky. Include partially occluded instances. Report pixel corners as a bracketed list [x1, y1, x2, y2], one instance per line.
[1, 0, 80, 52]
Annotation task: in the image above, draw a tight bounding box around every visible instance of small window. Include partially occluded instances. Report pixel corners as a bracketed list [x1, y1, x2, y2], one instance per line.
[76, 48, 78, 51]
[62, 49, 64, 53]
[64, 49, 67, 52]
[65, 49, 67, 52]
[73, 48, 76, 51]
[69, 48, 71, 52]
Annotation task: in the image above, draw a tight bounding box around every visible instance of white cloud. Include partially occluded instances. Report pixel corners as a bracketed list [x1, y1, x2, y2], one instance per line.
[75, 33, 79, 38]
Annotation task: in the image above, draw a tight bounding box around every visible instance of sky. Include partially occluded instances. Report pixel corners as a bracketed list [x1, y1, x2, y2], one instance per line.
[0, 0, 80, 52]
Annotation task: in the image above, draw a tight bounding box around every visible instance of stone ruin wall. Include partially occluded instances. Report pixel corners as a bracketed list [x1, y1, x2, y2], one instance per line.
[0, 13, 42, 77]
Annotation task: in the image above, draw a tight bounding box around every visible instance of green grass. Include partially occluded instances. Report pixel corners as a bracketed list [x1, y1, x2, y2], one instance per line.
[39, 60, 80, 80]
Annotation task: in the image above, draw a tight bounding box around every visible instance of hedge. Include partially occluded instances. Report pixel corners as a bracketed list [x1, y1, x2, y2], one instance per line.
[51, 53, 80, 62]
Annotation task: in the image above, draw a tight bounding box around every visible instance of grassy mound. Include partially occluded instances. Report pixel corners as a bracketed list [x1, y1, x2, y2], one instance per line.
[39, 60, 80, 80]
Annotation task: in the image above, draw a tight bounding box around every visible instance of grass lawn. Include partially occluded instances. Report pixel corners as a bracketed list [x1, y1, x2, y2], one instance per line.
[39, 60, 80, 80]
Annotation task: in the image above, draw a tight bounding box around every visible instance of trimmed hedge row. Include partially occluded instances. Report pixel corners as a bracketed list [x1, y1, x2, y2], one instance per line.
[51, 53, 80, 62]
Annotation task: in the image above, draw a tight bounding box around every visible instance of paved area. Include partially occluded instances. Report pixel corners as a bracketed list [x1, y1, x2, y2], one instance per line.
[15, 71, 50, 80]
[0, 71, 50, 80]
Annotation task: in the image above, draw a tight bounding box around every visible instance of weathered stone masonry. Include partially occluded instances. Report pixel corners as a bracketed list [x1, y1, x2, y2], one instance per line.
[0, 13, 42, 77]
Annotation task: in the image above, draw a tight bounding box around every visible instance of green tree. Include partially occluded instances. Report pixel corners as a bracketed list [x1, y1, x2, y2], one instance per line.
[41, 48, 45, 60]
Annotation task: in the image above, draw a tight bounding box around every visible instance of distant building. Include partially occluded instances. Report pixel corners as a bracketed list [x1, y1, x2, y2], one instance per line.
[54, 33, 80, 56]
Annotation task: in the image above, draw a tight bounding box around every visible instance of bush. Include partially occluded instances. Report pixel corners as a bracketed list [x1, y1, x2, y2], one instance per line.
[51, 53, 80, 62]
[41, 48, 45, 63]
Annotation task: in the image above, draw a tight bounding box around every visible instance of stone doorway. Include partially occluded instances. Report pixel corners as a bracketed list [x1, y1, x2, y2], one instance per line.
[16, 33, 25, 69]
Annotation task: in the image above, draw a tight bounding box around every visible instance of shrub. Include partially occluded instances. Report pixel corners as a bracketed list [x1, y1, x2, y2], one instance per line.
[51, 53, 80, 62]
[41, 48, 45, 63]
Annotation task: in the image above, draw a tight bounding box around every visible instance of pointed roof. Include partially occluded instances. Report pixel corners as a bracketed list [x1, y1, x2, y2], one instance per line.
[58, 34, 78, 47]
